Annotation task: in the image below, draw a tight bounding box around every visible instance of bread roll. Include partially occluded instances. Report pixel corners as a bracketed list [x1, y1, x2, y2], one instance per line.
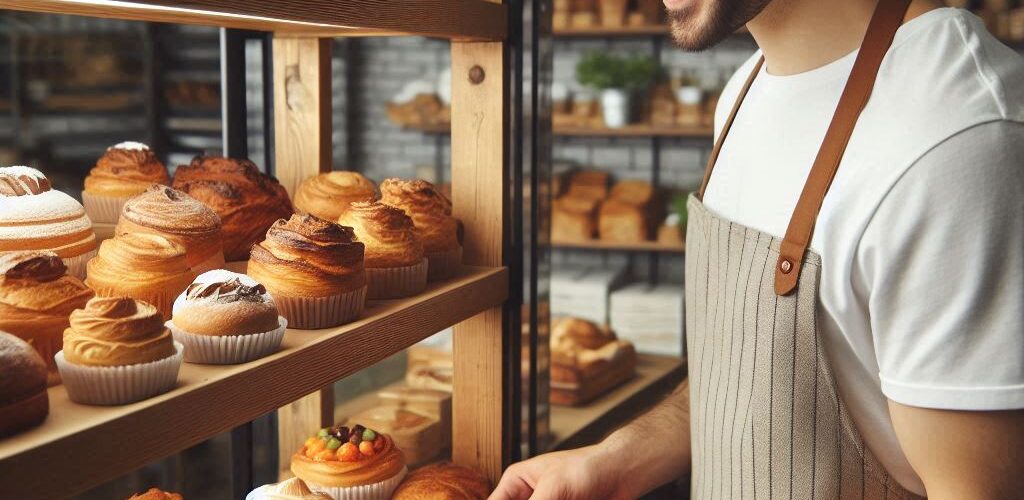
[0, 331, 48, 436]
[391, 462, 491, 500]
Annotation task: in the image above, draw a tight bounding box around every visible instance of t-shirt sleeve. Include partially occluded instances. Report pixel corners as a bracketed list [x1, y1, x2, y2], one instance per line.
[859, 120, 1024, 411]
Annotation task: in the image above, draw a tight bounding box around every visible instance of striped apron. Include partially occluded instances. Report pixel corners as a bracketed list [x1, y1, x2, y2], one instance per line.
[685, 1, 925, 498]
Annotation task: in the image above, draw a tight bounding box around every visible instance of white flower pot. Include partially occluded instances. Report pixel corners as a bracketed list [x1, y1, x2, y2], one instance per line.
[601, 88, 630, 128]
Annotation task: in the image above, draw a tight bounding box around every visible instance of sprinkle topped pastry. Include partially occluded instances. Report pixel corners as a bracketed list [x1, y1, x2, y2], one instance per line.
[291, 422, 407, 491]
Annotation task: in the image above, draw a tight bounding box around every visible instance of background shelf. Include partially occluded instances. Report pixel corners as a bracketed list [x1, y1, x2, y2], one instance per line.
[554, 123, 713, 138]
[554, 24, 670, 37]
[551, 238, 685, 253]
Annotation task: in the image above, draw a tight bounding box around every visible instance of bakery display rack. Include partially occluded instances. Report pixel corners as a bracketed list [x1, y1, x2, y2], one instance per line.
[0, 0, 512, 497]
[551, 237, 685, 253]
[554, 122, 713, 138]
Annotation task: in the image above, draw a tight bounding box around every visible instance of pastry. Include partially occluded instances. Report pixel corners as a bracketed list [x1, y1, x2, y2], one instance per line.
[85, 232, 196, 320]
[338, 201, 427, 299]
[57, 296, 183, 405]
[0, 166, 98, 278]
[291, 424, 408, 500]
[552, 196, 599, 242]
[168, 270, 286, 364]
[82, 142, 169, 223]
[379, 179, 462, 281]
[0, 251, 94, 385]
[346, 407, 442, 467]
[126, 488, 184, 500]
[294, 171, 376, 221]
[246, 477, 332, 500]
[392, 462, 491, 500]
[247, 214, 367, 329]
[0, 331, 48, 437]
[172, 155, 293, 261]
[599, 180, 655, 242]
[550, 317, 636, 406]
[566, 170, 608, 200]
[117, 185, 225, 275]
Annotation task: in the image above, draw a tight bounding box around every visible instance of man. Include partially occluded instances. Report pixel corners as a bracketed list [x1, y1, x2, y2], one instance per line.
[492, 0, 1024, 498]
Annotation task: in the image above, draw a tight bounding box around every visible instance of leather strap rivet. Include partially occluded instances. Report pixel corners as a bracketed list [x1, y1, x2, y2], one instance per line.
[780, 259, 793, 274]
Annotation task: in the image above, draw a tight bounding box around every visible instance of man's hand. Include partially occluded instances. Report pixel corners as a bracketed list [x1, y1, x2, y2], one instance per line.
[488, 445, 628, 500]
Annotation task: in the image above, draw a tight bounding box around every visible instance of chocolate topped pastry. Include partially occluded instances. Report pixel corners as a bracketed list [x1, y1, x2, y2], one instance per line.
[118, 185, 224, 274]
[172, 271, 280, 337]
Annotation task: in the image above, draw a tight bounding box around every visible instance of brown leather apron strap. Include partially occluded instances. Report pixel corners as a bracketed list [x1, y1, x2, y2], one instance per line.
[774, 0, 911, 295]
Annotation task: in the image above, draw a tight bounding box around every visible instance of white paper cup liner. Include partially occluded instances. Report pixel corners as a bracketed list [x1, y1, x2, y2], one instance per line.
[366, 259, 428, 299]
[306, 466, 408, 500]
[55, 342, 184, 405]
[81, 191, 129, 224]
[426, 246, 462, 282]
[62, 248, 96, 280]
[274, 286, 367, 330]
[168, 317, 286, 364]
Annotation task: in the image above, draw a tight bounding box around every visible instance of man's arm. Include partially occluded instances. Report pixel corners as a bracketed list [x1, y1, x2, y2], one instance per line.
[889, 402, 1024, 500]
[489, 379, 692, 500]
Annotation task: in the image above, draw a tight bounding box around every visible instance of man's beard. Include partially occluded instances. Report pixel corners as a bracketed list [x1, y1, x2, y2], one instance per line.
[668, 0, 771, 51]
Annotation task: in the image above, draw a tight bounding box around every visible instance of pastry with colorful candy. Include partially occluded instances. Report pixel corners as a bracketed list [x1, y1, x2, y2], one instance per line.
[379, 179, 461, 281]
[82, 142, 169, 223]
[57, 296, 183, 405]
[247, 214, 367, 329]
[294, 171, 376, 221]
[117, 185, 225, 274]
[0, 331, 49, 436]
[246, 477, 332, 500]
[168, 270, 286, 364]
[0, 251, 94, 385]
[125, 488, 184, 500]
[337, 201, 427, 299]
[172, 155, 293, 261]
[391, 462, 491, 500]
[291, 424, 408, 500]
[0, 166, 97, 279]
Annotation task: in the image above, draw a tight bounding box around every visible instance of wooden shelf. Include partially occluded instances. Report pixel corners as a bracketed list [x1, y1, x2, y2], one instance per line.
[0, 0, 506, 41]
[551, 238, 685, 253]
[0, 266, 508, 499]
[554, 123, 713, 138]
[547, 353, 686, 451]
[554, 24, 669, 36]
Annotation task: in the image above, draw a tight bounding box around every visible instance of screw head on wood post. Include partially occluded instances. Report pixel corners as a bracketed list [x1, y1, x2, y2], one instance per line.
[469, 65, 486, 84]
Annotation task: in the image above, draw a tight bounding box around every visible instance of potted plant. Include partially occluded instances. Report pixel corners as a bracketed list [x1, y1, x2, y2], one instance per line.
[576, 53, 656, 128]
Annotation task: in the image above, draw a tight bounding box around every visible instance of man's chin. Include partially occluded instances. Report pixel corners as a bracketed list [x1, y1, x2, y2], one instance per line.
[669, 10, 732, 52]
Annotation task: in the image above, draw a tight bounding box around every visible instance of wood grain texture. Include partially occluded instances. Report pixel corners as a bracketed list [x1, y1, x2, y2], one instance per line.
[0, 0, 507, 41]
[450, 36, 508, 484]
[277, 387, 334, 480]
[0, 267, 507, 499]
[272, 36, 332, 198]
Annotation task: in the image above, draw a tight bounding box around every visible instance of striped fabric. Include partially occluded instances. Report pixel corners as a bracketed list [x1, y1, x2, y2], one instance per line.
[684, 196, 922, 500]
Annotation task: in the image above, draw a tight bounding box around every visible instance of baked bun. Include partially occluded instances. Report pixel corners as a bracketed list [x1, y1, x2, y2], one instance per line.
[0, 331, 49, 437]
[338, 201, 424, 268]
[551, 316, 615, 350]
[117, 185, 225, 274]
[0, 166, 97, 278]
[552, 195, 599, 242]
[291, 424, 406, 489]
[392, 462, 491, 500]
[566, 170, 608, 200]
[0, 251, 94, 385]
[126, 488, 183, 500]
[63, 296, 175, 366]
[246, 477, 332, 500]
[172, 156, 293, 261]
[83, 142, 168, 198]
[248, 214, 366, 298]
[294, 171, 376, 221]
[172, 271, 279, 336]
[550, 317, 636, 405]
[378, 179, 460, 253]
[85, 232, 195, 320]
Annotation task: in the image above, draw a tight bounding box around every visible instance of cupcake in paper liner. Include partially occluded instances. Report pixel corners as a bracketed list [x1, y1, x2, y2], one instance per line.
[337, 201, 429, 300]
[81, 191, 129, 224]
[426, 246, 462, 282]
[365, 259, 428, 299]
[57, 296, 182, 405]
[247, 214, 368, 330]
[81, 141, 170, 224]
[62, 247, 96, 281]
[377, 178, 462, 283]
[291, 424, 408, 500]
[168, 270, 286, 364]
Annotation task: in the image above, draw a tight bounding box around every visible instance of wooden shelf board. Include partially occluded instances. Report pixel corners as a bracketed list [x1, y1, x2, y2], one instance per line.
[0, 0, 506, 41]
[554, 123, 713, 138]
[551, 238, 685, 253]
[554, 24, 670, 36]
[0, 266, 507, 499]
[547, 353, 686, 451]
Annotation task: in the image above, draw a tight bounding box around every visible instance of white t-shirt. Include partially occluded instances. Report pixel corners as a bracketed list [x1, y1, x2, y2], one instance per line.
[703, 8, 1024, 495]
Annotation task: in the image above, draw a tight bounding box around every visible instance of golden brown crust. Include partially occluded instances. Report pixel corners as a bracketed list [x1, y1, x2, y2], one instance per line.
[294, 171, 376, 221]
[598, 198, 650, 242]
[118, 185, 223, 270]
[173, 273, 280, 336]
[0, 167, 97, 258]
[291, 434, 406, 488]
[171, 156, 293, 261]
[0, 332, 48, 406]
[551, 196, 599, 242]
[609, 180, 654, 206]
[337, 201, 424, 268]
[392, 462, 491, 500]
[247, 214, 366, 298]
[566, 170, 608, 200]
[550, 317, 635, 384]
[63, 296, 175, 367]
[125, 488, 184, 500]
[84, 144, 169, 197]
[84, 233, 195, 320]
[378, 179, 460, 253]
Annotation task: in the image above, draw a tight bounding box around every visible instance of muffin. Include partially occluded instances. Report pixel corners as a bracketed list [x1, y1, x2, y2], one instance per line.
[0, 331, 49, 436]
[291, 424, 408, 500]
[0, 166, 98, 279]
[56, 296, 183, 405]
[126, 488, 183, 500]
[337, 201, 427, 299]
[247, 215, 367, 329]
[246, 477, 332, 500]
[85, 232, 196, 320]
[81, 142, 169, 223]
[0, 251, 94, 385]
[294, 171, 376, 221]
[392, 462, 491, 500]
[379, 179, 462, 281]
[172, 155, 293, 261]
[117, 185, 225, 274]
[168, 270, 286, 364]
